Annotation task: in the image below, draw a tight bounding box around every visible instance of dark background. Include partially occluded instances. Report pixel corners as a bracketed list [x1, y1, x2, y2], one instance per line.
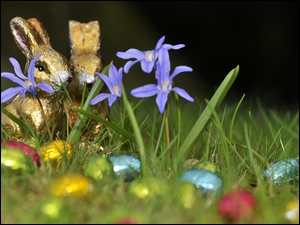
[1, 1, 299, 110]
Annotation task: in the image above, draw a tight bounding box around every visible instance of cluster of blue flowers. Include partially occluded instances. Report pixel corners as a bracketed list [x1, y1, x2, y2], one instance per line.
[91, 35, 194, 113]
[1, 36, 194, 114]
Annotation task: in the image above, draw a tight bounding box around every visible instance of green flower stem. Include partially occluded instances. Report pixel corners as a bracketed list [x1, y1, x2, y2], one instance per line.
[121, 83, 147, 177]
[35, 95, 53, 141]
[164, 105, 171, 162]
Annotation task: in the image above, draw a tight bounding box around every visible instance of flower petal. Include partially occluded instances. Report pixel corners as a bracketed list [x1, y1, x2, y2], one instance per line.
[172, 87, 194, 102]
[124, 60, 140, 73]
[90, 93, 111, 105]
[107, 95, 118, 107]
[1, 72, 27, 87]
[97, 73, 114, 93]
[131, 84, 158, 98]
[1, 86, 23, 103]
[157, 49, 171, 82]
[155, 36, 166, 49]
[156, 91, 168, 113]
[28, 54, 40, 87]
[140, 60, 155, 73]
[169, 66, 193, 81]
[116, 49, 145, 59]
[37, 82, 54, 94]
[8, 57, 27, 80]
[162, 44, 185, 50]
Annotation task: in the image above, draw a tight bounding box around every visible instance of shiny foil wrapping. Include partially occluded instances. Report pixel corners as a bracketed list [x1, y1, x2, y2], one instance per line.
[40, 140, 72, 164]
[2, 140, 41, 167]
[108, 155, 141, 182]
[178, 169, 223, 195]
[49, 174, 95, 198]
[83, 155, 115, 181]
[1, 146, 36, 174]
[67, 20, 110, 141]
[2, 17, 72, 140]
[262, 158, 299, 184]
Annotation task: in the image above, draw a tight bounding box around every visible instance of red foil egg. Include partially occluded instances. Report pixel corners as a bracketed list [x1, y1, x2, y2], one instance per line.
[218, 190, 255, 222]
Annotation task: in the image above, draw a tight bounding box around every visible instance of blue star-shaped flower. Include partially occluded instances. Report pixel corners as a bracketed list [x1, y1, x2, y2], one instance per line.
[1, 54, 54, 103]
[90, 64, 123, 107]
[116, 35, 185, 74]
[131, 49, 194, 114]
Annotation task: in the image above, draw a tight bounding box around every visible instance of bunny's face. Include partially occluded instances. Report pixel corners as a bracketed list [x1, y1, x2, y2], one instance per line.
[69, 20, 102, 91]
[10, 17, 73, 92]
[31, 50, 73, 92]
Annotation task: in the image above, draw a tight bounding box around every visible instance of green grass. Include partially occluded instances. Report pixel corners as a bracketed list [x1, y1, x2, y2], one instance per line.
[1, 66, 299, 224]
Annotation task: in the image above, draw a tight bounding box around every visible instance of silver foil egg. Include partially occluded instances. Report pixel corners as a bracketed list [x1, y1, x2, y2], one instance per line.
[108, 155, 141, 182]
[262, 158, 299, 184]
[178, 169, 223, 195]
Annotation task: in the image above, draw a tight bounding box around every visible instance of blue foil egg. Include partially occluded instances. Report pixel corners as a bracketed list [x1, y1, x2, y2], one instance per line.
[108, 155, 141, 182]
[262, 158, 299, 184]
[178, 169, 222, 195]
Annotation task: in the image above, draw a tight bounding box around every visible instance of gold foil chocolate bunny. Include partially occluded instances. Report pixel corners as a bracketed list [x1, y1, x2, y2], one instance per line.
[1, 17, 73, 140]
[67, 20, 110, 141]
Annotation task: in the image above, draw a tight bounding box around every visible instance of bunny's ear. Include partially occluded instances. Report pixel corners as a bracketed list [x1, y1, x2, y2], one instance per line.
[10, 17, 44, 59]
[69, 20, 100, 55]
[27, 18, 51, 47]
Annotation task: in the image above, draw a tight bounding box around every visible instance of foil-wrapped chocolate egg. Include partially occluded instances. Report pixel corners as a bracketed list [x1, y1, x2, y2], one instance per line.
[178, 169, 222, 195]
[192, 161, 220, 174]
[37, 197, 73, 223]
[84, 155, 115, 181]
[262, 158, 299, 184]
[49, 174, 95, 198]
[2, 140, 41, 167]
[40, 140, 72, 165]
[172, 181, 198, 208]
[1, 146, 36, 174]
[218, 190, 255, 222]
[108, 155, 141, 182]
[128, 177, 169, 199]
[285, 199, 299, 223]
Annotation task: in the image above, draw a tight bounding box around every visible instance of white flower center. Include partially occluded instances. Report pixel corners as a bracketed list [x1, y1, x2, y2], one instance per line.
[145, 51, 154, 62]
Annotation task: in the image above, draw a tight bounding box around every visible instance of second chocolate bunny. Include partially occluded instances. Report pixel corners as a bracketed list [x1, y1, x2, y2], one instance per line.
[67, 20, 110, 142]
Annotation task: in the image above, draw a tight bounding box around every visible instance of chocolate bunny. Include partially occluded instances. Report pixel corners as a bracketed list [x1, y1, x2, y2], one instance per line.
[67, 20, 110, 142]
[1, 17, 73, 140]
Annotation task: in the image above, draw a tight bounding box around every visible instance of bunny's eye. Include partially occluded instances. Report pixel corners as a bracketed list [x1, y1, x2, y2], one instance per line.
[36, 65, 45, 72]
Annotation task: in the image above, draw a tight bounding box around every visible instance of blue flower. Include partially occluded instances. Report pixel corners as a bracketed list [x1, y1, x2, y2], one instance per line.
[116, 35, 185, 74]
[131, 49, 194, 114]
[1, 54, 54, 103]
[90, 64, 123, 107]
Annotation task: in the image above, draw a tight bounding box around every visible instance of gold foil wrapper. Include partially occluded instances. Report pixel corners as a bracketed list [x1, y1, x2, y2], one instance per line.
[2, 17, 72, 140]
[67, 20, 110, 141]
[40, 140, 72, 164]
[49, 174, 95, 198]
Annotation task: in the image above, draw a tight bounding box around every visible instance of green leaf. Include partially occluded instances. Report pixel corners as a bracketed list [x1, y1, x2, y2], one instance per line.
[71, 107, 135, 142]
[176, 65, 240, 167]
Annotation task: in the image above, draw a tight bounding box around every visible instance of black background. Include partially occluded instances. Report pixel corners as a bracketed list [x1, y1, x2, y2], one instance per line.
[1, 1, 299, 110]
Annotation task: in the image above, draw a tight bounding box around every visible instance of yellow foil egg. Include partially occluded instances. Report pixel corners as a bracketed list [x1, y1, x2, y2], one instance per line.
[285, 199, 299, 223]
[49, 174, 95, 198]
[40, 140, 72, 164]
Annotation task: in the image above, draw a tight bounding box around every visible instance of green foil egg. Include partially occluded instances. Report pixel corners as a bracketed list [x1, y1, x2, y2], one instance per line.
[37, 197, 73, 224]
[1, 146, 35, 175]
[83, 155, 115, 181]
